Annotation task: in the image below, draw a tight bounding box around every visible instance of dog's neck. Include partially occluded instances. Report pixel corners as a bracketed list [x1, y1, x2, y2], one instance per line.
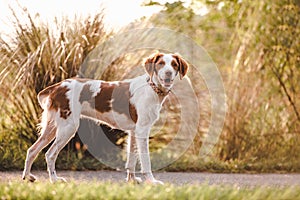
[147, 77, 171, 97]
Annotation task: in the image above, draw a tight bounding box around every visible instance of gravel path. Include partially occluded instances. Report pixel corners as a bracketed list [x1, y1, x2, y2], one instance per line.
[1, 171, 300, 187]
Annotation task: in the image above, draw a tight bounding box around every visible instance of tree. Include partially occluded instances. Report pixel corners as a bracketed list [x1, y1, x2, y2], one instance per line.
[146, 0, 300, 168]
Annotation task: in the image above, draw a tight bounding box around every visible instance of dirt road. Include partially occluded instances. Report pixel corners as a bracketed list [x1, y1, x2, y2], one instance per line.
[1, 171, 300, 187]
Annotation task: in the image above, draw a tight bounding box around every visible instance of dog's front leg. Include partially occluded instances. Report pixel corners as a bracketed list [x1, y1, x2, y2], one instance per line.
[125, 131, 142, 183]
[135, 126, 163, 185]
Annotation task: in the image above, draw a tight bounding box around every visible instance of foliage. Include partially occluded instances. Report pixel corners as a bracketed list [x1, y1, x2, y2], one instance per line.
[1, 181, 300, 200]
[217, 0, 300, 163]
[0, 6, 106, 170]
[0, 0, 299, 173]
[146, 0, 300, 169]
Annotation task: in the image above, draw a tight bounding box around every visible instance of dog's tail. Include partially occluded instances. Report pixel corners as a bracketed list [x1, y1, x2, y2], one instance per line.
[37, 83, 60, 110]
[37, 83, 60, 134]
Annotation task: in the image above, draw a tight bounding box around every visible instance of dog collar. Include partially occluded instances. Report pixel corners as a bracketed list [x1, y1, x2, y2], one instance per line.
[147, 78, 170, 97]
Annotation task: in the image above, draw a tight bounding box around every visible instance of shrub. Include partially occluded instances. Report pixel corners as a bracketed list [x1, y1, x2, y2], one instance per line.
[0, 6, 106, 170]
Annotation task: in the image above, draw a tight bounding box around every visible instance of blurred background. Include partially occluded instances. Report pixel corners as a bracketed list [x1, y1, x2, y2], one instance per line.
[0, 0, 299, 173]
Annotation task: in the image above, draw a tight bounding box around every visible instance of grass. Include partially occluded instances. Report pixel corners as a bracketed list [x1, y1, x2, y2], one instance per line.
[0, 181, 300, 200]
[166, 155, 300, 173]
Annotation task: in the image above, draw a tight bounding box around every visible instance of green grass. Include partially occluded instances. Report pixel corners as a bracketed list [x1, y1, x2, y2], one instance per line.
[0, 181, 300, 200]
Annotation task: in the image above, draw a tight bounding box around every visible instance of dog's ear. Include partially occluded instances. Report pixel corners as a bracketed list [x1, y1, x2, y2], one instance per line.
[173, 54, 189, 80]
[144, 52, 163, 82]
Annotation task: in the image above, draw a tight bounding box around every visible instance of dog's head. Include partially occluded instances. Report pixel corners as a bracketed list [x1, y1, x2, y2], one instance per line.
[144, 52, 189, 89]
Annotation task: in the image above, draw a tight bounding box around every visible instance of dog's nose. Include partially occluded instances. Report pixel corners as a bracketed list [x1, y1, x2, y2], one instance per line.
[165, 71, 172, 77]
[165, 78, 171, 83]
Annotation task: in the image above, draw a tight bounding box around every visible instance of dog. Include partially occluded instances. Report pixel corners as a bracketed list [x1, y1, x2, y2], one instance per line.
[22, 52, 189, 184]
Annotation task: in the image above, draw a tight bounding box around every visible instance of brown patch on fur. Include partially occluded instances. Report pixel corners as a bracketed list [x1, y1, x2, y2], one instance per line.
[93, 82, 138, 123]
[129, 103, 138, 123]
[94, 82, 114, 113]
[79, 84, 94, 104]
[154, 57, 166, 72]
[144, 53, 164, 81]
[49, 86, 71, 119]
[38, 82, 72, 119]
[172, 54, 189, 79]
[171, 59, 179, 71]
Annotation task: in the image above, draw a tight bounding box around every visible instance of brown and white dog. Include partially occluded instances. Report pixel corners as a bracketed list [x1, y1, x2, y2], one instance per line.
[22, 52, 188, 184]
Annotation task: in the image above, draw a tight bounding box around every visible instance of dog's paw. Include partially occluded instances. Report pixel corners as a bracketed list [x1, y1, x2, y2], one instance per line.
[143, 173, 164, 185]
[126, 172, 143, 184]
[22, 173, 37, 182]
[126, 176, 143, 184]
[50, 176, 67, 183]
[133, 176, 143, 184]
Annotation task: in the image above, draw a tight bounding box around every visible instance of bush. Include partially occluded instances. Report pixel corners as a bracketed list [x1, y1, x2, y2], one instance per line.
[0, 6, 106, 170]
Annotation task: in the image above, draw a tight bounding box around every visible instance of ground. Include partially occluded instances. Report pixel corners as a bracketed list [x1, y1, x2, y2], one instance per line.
[1, 170, 300, 187]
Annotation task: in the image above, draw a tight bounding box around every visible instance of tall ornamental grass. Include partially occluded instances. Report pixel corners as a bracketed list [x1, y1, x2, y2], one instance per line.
[0, 7, 106, 169]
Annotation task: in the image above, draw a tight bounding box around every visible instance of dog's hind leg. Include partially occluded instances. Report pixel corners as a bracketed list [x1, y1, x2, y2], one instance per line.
[45, 120, 79, 183]
[22, 122, 56, 182]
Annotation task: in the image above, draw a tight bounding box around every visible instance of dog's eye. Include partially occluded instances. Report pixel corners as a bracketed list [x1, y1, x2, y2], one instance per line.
[157, 61, 165, 65]
[171, 60, 179, 69]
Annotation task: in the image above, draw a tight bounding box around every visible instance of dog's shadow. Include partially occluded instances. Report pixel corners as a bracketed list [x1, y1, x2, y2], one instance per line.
[76, 118, 127, 169]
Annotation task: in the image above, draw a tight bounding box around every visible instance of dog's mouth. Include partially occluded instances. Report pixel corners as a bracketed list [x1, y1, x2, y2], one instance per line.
[160, 78, 173, 87]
